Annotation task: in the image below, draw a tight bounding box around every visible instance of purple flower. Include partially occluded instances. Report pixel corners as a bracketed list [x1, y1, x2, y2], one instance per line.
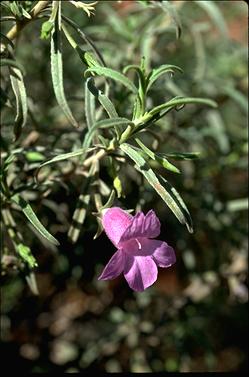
[98, 207, 176, 292]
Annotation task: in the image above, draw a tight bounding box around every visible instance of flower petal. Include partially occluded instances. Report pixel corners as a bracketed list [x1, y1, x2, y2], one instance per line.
[123, 255, 158, 291]
[119, 210, 160, 244]
[149, 239, 176, 267]
[98, 249, 125, 280]
[102, 207, 132, 247]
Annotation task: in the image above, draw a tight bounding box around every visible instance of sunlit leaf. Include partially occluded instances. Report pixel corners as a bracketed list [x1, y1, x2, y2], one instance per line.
[11, 194, 60, 245]
[85, 66, 138, 94]
[87, 77, 118, 118]
[160, 152, 200, 160]
[120, 143, 193, 232]
[135, 138, 180, 174]
[50, 1, 79, 128]
[85, 77, 96, 129]
[16, 243, 38, 268]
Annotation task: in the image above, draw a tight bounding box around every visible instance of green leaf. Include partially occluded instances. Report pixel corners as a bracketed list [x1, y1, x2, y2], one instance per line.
[0, 32, 15, 49]
[135, 138, 180, 174]
[85, 77, 96, 129]
[149, 96, 217, 116]
[160, 152, 200, 160]
[68, 163, 96, 243]
[41, 20, 54, 40]
[62, 15, 106, 68]
[101, 189, 116, 211]
[17, 243, 38, 268]
[9, 66, 28, 141]
[120, 143, 193, 232]
[146, 64, 183, 91]
[1, 58, 26, 74]
[11, 194, 60, 245]
[85, 66, 138, 94]
[37, 147, 90, 173]
[113, 175, 123, 198]
[50, 2, 79, 128]
[25, 272, 39, 295]
[83, 117, 133, 149]
[25, 151, 45, 162]
[21, 8, 32, 20]
[68, 193, 90, 243]
[158, 174, 193, 232]
[123, 63, 146, 119]
[87, 78, 118, 118]
[123, 64, 146, 87]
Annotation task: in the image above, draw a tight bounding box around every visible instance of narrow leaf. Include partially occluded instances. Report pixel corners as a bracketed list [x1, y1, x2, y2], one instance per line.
[68, 193, 90, 243]
[120, 143, 193, 232]
[12, 194, 60, 245]
[1, 59, 25, 74]
[50, 2, 79, 128]
[85, 66, 138, 94]
[161, 152, 200, 160]
[85, 77, 96, 129]
[146, 64, 183, 91]
[87, 77, 118, 118]
[158, 174, 193, 233]
[37, 147, 90, 171]
[62, 15, 107, 68]
[135, 138, 180, 174]
[83, 118, 133, 149]
[9, 66, 28, 140]
[0, 32, 15, 49]
[150, 96, 217, 116]
[68, 163, 96, 243]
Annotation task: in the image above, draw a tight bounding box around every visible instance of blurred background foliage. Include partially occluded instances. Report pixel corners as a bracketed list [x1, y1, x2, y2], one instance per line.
[1, 0, 248, 372]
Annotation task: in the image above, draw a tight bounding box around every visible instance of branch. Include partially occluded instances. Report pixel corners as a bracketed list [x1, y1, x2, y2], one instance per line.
[6, 0, 51, 41]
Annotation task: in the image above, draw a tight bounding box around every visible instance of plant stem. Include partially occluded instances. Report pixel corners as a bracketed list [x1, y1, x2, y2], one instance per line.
[6, 0, 51, 41]
[82, 148, 106, 168]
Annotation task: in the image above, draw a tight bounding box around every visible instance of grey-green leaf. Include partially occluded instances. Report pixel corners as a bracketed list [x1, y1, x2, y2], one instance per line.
[9, 66, 28, 141]
[85, 77, 96, 129]
[37, 147, 90, 171]
[160, 152, 200, 160]
[50, 2, 79, 128]
[12, 194, 60, 245]
[87, 77, 118, 118]
[150, 96, 217, 116]
[85, 66, 138, 94]
[146, 64, 183, 91]
[68, 193, 91, 243]
[135, 138, 180, 174]
[83, 117, 133, 149]
[120, 143, 193, 232]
